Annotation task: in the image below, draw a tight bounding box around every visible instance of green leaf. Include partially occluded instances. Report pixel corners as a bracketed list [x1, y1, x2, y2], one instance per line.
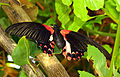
[68, 16, 85, 32]
[110, 23, 117, 30]
[28, 40, 42, 57]
[62, 0, 72, 6]
[78, 71, 95, 77]
[85, 24, 94, 30]
[113, 64, 120, 77]
[0, 70, 4, 77]
[0, 7, 7, 18]
[55, 0, 71, 29]
[54, 45, 62, 54]
[102, 44, 112, 54]
[44, 15, 56, 25]
[19, 70, 28, 77]
[73, 0, 90, 21]
[83, 15, 107, 32]
[85, 0, 104, 10]
[0, 17, 11, 29]
[12, 36, 30, 66]
[87, 45, 109, 77]
[85, 15, 107, 26]
[38, 8, 52, 17]
[105, 1, 119, 21]
[114, 0, 120, 12]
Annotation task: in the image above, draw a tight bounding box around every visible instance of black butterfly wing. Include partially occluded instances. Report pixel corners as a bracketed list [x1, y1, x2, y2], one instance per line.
[5, 22, 55, 56]
[60, 30, 111, 60]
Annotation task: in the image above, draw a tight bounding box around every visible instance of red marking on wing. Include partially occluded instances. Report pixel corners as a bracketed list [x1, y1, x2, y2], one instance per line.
[67, 56, 72, 60]
[63, 52, 67, 58]
[40, 44, 42, 46]
[44, 45, 47, 48]
[60, 30, 71, 39]
[78, 56, 80, 59]
[42, 24, 54, 34]
[48, 54, 52, 56]
[73, 58, 76, 60]
[50, 43, 55, 48]
[44, 50, 46, 53]
[51, 41, 55, 45]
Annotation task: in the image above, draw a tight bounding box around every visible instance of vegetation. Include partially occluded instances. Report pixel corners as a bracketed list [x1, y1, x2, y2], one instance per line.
[0, 0, 120, 77]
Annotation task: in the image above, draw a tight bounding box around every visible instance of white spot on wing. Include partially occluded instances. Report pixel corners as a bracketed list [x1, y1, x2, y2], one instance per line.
[49, 35, 53, 41]
[64, 38, 71, 54]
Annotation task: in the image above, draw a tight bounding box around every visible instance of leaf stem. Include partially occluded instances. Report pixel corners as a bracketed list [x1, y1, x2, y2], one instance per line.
[108, 19, 120, 77]
[28, 61, 38, 76]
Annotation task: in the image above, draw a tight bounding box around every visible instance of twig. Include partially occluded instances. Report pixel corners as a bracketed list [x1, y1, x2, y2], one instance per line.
[36, 2, 45, 10]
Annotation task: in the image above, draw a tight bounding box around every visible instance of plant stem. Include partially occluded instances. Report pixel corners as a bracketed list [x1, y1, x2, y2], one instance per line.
[108, 19, 120, 77]
[83, 26, 116, 37]
[28, 61, 38, 76]
[102, 8, 120, 77]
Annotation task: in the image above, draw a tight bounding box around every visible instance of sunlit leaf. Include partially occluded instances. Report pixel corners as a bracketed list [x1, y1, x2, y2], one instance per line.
[85, 0, 104, 10]
[73, 0, 90, 21]
[6, 63, 20, 69]
[105, 1, 119, 21]
[78, 71, 95, 77]
[114, 0, 120, 12]
[103, 44, 112, 54]
[62, 0, 72, 6]
[87, 45, 109, 77]
[68, 16, 85, 32]
[110, 23, 117, 30]
[55, 0, 71, 29]
[113, 64, 120, 77]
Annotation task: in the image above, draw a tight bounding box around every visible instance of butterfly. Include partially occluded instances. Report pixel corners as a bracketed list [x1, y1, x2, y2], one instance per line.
[5, 22, 111, 60]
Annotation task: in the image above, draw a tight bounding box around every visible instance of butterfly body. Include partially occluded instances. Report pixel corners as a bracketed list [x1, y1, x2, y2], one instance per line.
[53, 25, 65, 49]
[5, 22, 111, 60]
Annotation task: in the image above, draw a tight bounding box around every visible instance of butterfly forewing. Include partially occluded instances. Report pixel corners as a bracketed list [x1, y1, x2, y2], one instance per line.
[5, 22, 55, 56]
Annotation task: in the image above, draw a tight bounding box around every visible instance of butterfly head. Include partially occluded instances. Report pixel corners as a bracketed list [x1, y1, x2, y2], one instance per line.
[51, 24, 60, 31]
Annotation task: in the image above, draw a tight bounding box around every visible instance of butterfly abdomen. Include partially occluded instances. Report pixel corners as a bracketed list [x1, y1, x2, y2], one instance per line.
[53, 26, 66, 49]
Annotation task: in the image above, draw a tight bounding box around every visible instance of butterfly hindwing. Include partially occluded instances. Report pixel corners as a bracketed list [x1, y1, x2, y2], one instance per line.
[60, 30, 88, 60]
[60, 30, 111, 60]
[5, 22, 55, 56]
